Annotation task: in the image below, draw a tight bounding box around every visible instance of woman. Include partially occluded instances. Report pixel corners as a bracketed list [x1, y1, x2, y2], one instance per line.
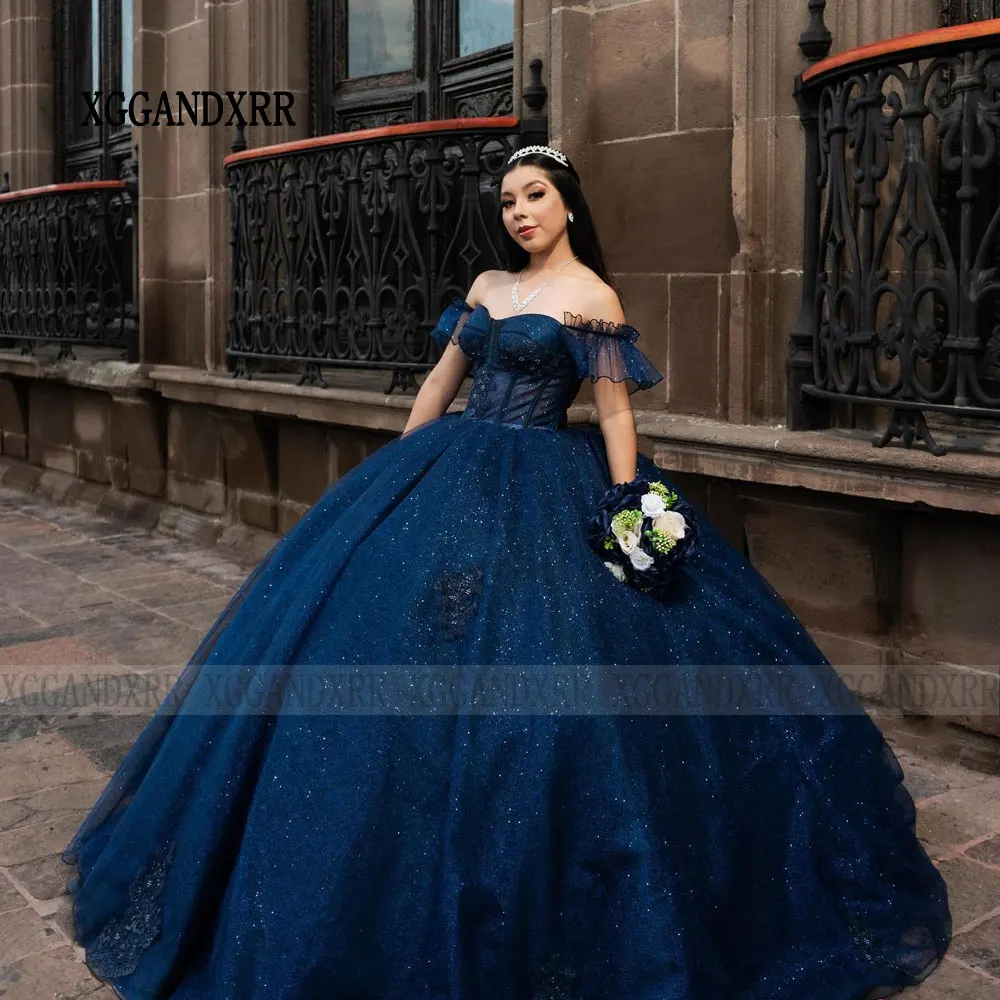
[63, 145, 950, 999]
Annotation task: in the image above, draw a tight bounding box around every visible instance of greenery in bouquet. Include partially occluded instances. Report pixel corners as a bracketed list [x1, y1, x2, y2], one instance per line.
[586, 479, 698, 597]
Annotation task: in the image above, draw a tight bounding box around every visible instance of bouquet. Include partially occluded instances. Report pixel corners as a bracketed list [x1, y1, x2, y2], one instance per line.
[586, 479, 698, 598]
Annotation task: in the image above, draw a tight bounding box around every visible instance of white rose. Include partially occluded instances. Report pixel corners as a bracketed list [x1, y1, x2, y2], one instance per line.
[629, 547, 655, 571]
[603, 561, 626, 582]
[640, 493, 667, 518]
[653, 510, 687, 540]
[616, 530, 640, 554]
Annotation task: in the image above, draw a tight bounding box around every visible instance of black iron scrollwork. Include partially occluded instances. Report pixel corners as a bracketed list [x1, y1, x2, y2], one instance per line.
[791, 29, 1000, 453]
[224, 122, 526, 391]
[0, 181, 138, 360]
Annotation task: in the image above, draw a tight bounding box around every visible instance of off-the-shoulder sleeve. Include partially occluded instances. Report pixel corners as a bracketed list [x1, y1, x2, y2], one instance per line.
[562, 313, 664, 394]
[430, 297, 475, 349]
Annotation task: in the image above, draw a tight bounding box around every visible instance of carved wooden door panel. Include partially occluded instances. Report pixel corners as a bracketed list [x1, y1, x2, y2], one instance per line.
[941, 0, 1000, 24]
[310, 0, 515, 134]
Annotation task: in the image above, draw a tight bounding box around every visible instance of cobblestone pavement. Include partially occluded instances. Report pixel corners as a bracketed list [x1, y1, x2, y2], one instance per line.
[0, 486, 998, 999]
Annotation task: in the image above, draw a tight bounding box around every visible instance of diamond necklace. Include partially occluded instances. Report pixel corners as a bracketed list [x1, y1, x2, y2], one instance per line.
[510, 256, 579, 314]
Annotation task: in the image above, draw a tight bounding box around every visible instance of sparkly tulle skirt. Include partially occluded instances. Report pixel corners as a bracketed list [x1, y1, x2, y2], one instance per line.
[62, 411, 950, 999]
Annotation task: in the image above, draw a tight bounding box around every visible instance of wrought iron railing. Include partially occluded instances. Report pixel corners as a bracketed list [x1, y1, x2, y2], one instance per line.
[789, 19, 1000, 454]
[0, 177, 138, 360]
[224, 117, 530, 392]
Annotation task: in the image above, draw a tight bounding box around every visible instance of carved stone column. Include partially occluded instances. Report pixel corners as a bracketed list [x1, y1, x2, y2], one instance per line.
[248, 0, 310, 150]
[0, 0, 55, 188]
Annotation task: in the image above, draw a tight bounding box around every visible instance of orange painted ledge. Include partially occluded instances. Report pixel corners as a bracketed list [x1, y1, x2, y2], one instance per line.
[0, 180, 126, 204]
[223, 116, 521, 166]
[802, 17, 1000, 84]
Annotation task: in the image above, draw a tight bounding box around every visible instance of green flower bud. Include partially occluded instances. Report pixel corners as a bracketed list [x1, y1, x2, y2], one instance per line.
[648, 481, 679, 506]
[611, 509, 643, 535]
[645, 527, 677, 554]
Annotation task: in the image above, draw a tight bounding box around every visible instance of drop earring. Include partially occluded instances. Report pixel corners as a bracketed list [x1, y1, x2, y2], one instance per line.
[568, 212, 574, 222]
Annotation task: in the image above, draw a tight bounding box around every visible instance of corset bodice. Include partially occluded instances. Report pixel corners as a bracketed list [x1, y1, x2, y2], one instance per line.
[429, 297, 664, 428]
[455, 309, 584, 430]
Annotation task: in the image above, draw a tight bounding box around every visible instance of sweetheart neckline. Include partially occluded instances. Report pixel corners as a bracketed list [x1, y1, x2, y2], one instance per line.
[463, 300, 567, 328]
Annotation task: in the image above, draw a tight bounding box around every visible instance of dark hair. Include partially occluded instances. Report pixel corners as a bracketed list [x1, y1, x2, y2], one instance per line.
[494, 151, 624, 308]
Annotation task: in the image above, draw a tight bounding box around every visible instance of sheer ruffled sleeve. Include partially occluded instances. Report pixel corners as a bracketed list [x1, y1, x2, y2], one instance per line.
[430, 297, 475, 349]
[561, 313, 664, 394]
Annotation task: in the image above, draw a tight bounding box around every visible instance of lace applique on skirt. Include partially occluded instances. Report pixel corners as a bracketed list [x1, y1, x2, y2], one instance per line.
[88, 842, 176, 979]
[433, 565, 484, 641]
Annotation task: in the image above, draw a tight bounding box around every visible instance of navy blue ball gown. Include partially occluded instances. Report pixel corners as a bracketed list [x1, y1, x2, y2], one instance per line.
[63, 297, 951, 1000]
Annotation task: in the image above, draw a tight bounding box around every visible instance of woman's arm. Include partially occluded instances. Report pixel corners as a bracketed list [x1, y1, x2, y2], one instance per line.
[587, 287, 639, 485]
[401, 275, 489, 438]
[595, 377, 639, 485]
[401, 341, 470, 437]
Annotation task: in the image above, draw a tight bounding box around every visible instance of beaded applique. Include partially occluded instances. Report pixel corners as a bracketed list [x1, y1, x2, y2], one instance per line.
[88, 842, 176, 979]
[433, 566, 484, 641]
[847, 913, 881, 965]
[530, 952, 578, 1000]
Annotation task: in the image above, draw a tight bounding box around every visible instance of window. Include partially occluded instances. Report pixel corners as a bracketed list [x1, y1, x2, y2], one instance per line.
[458, 0, 515, 57]
[310, 0, 514, 135]
[347, 0, 415, 78]
[54, 0, 134, 181]
[121, 0, 133, 96]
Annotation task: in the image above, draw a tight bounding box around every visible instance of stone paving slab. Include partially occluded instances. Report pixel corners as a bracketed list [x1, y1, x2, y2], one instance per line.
[907, 958, 1000, 999]
[970, 836, 1000, 867]
[0, 485, 995, 997]
[0, 735, 108, 801]
[917, 788, 1000, 862]
[0, 904, 64, 965]
[0, 944, 103, 999]
[0, 875, 25, 915]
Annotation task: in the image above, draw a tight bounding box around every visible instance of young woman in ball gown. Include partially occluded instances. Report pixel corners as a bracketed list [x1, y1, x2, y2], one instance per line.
[64, 144, 950, 1000]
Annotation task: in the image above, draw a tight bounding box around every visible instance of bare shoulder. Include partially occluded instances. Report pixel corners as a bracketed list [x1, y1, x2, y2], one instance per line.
[466, 269, 509, 306]
[576, 281, 626, 325]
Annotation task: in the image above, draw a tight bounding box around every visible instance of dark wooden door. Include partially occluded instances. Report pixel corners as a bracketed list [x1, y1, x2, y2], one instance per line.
[53, 0, 133, 181]
[941, 0, 1000, 23]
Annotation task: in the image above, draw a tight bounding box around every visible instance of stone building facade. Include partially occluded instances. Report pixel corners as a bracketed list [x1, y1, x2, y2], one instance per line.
[0, 0, 997, 744]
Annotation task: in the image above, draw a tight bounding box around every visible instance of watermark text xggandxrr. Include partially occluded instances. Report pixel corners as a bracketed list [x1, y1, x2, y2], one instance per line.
[81, 90, 294, 128]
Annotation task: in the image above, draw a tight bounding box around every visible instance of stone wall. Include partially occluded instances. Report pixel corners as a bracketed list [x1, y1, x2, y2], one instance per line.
[0, 372, 393, 536]
[522, 0, 737, 417]
[166, 402, 390, 534]
[133, 0, 309, 368]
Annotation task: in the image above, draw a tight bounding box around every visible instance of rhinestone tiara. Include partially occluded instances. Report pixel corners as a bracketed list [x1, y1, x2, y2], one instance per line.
[506, 145, 570, 168]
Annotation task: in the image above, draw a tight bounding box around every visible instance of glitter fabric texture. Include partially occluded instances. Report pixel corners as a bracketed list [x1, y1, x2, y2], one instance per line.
[62, 299, 951, 999]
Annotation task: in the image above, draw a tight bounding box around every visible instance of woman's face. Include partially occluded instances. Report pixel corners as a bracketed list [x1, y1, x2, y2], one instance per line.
[499, 165, 567, 253]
